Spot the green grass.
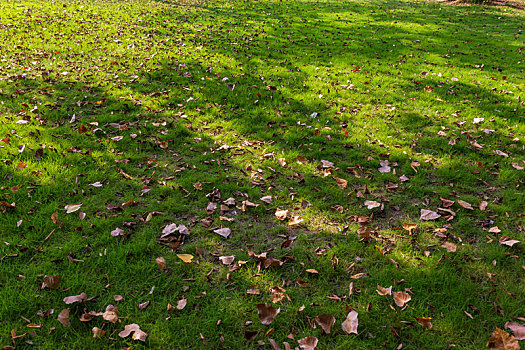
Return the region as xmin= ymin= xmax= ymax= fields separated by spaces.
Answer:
xmin=0 ymin=0 xmax=524 ymax=348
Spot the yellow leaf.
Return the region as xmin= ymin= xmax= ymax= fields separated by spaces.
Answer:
xmin=177 ymin=254 xmax=194 ymax=263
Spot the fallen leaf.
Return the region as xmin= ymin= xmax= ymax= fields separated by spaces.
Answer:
xmin=315 ymin=314 xmax=335 ymax=334
xmin=269 ymin=286 xmax=286 ymax=303
xmin=288 ymin=216 xmax=304 ymax=226
xmin=50 ymin=212 xmax=60 ymax=224
xmin=416 ymin=317 xmax=433 ymax=329
xmin=499 ymin=237 xmax=520 ymax=247
xmin=487 ymin=328 xmax=520 ymax=349
xmin=111 ymin=227 xmax=125 ymax=237
xmin=177 ymin=296 xmax=187 ymax=310
xmin=57 ymin=309 xmax=70 ymax=327
xmin=493 ymin=150 xmax=509 ymax=158
xmin=219 ymin=255 xmax=235 ymax=265
xmin=214 ymin=227 xmax=231 ymax=238
xmin=275 ymin=209 xmax=289 ymax=220
xmin=393 ymin=291 xmax=411 ymax=307
xmin=442 ymin=242 xmax=457 ymax=252
xmin=420 ymin=209 xmax=441 ymax=221
xmin=42 ymin=275 xmax=61 ymax=290
xmin=505 ymin=322 xmax=525 ymax=340
xmin=297 ymin=155 xmax=308 ymax=164
xmin=342 ymin=310 xmax=358 ymax=334
xmin=138 ymin=301 xmax=150 ymax=311
xmin=457 ymin=200 xmax=473 ymax=210
xmin=118 ymin=324 xmax=148 ymax=342
xmin=92 ymin=327 xmax=105 ymax=338
xmin=489 ymin=226 xmax=502 ymax=234
xmin=376 ymin=285 xmax=392 ymax=296
xmin=364 ymin=200 xmax=381 ymax=209
xmin=64 ymin=204 xmax=82 ymax=213
xmin=440 ymin=197 xmax=455 ymax=208
xmin=479 ymin=201 xmax=488 ymax=211
xmin=306 ymin=269 xmax=318 ymax=274
xmin=512 ymin=163 xmax=524 ymax=171
xmin=334 ymin=177 xmax=348 ymax=189
xmin=378 ymin=160 xmax=391 ymax=173
xmin=206 ymin=202 xmax=217 ymax=214
xmin=177 ymin=254 xmax=194 ymax=263
xmin=260 ymin=196 xmax=273 ymax=204
xmin=113 ymin=295 xmax=124 ymax=302
xmin=63 ymin=292 xmax=87 ymax=304
xmin=298 ymin=336 xmax=318 ymax=350
xmin=257 ymin=303 xmax=280 ymax=325
xmin=156 ymin=257 xmax=166 ymax=270
xmin=103 ymin=310 xmax=119 ymax=323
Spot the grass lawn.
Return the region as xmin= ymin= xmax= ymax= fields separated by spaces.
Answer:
xmin=0 ymin=0 xmax=524 ymax=348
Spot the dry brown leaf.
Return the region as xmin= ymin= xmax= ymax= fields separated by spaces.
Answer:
xmin=440 ymin=197 xmax=455 ymax=208
xmin=479 ymin=201 xmax=488 ymax=211
xmin=442 ymin=242 xmax=457 ymax=252
xmin=499 ymin=237 xmax=520 ymax=247
xmin=177 ymin=254 xmax=194 ymax=263
xmin=103 ymin=310 xmax=119 ymax=323
xmin=489 ymin=226 xmax=502 ymax=234
xmin=156 ymin=257 xmax=166 ymax=270
xmin=364 ymin=200 xmax=381 ymax=209
xmin=288 ymin=216 xmax=304 ymax=226
xmin=42 ymin=275 xmax=61 ymax=290
xmin=92 ymin=327 xmax=105 ymax=339
xmin=270 ymin=286 xmax=286 ymax=303
xmin=247 ymin=288 xmax=260 ymax=295
xmin=376 ymin=285 xmax=392 ymax=296
xmin=206 ymin=202 xmax=217 ymax=214
xmin=219 ymin=255 xmax=235 ymax=265
xmin=420 ymin=209 xmax=441 ymax=221
xmin=306 ymin=269 xmax=318 ymax=274
xmin=297 ymin=155 xmax=308 ymax=164
xmin=334 ymin=177 xmax=348 ymax=189
xmin=342 ymin=310 xmax=358 ymax=334
xmin=378 ymin=160 xmax=391 ymax=173
xmin=416 ymin=317 xmax=433 ymax=329
xmin=393 ymin=291 xmax=411 ymax=307
xmin=50 ymin=212 xmax=59 ymax=224
xmin=177 ymin=296 xmax=187 ymax=310
xmin=138 ymin=301 xmax=150 ymax=311
xmin=315 ymin=314 xmax=336 ymax=334
xmin=113 ymin=295 xmax=124 ymax=302
xmin=487 ymin=328 xmax=520 ymax=349
xmin=260 ymin=195 xmax=273 ymax=204
xmin=457 ymin=200 xmax=474 ymax=210
xmin=505 ymin=322 xmax=525 ymax=340
xmin=167 ymin=303 xmax=175 ymax=311
xmin=275 ymin=209 xmax=289 ymax=220
xmin=63 ymin=292 xmax=87 ymax=304
xmin=298 ymin=336 xmax=318 ymax=350
xmin=57 ymin=309 xmax=70 ymax=327
xmin=214 ymin=228 xmax=231 ymax=238
xmin=64 ymin=204 xmax=82 ymax=213
xmin=402 ymin=223 xmax=417 ymax=234
xmin=257 ymin=303 xmax=280 ymax=325
xmin=111 ymin=227 xmax=125 ymax=237
xmin=118 ymin=324 xmax=148 ymax=342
